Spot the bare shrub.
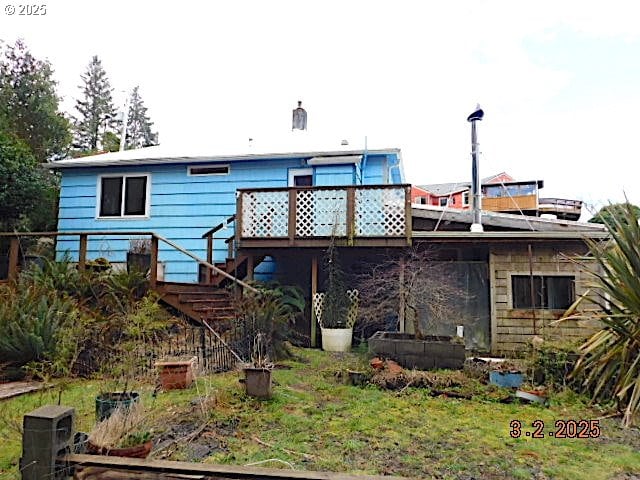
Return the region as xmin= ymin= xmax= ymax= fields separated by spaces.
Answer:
xmin=356 ymin=246 xmax=465 ymax=339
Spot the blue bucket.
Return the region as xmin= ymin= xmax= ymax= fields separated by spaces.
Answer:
xmin=489 ymin=370 xmax=524 ymax=388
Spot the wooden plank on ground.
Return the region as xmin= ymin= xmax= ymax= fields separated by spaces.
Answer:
xmin=63 ymin=455 xmax=410 ymax=480
xmin=0 ymin=381 xmax=44 ymax=400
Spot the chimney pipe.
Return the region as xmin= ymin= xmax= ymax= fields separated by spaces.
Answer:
xmin=467 ymin=105 xmax=484 ymax=232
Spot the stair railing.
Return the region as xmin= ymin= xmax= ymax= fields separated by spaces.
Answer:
xmin=152 ymin=233 xmax=257 ymax=293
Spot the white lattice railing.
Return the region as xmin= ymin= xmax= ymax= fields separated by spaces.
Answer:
xmin=239 ymin=185 xmax=408 ymax=239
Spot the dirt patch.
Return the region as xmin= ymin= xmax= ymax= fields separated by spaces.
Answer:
xmin=152 ymin=415 xmax=239 ymax=461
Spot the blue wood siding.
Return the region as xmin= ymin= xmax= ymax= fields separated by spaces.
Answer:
xmin=57 ymin=153 xmax=401 ymax=282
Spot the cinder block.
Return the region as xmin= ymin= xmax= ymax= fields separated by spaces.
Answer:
xmin=21 ymin=405 xmax=75 ymax=480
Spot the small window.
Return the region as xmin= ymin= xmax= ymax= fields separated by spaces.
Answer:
xmin=288 ymin=168 xmax=313 ymax=187
xmin=188 ymin=165 xmax=230 ymax=176
xmin=439 ymin=197 xmax=448 ymax=207
xmin=511 ymin=275 xmax=575 ymax=310
xmin=463 ymin=191 xmax=470 ymax=206
xmin=98 ymin=175 xmax=149 ymax=217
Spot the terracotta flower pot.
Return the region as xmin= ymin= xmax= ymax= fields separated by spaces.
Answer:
xmin=155 ymin=357 xmax=196 ymax=390
xmin=86 ymin=440 xmax=153 ymax=458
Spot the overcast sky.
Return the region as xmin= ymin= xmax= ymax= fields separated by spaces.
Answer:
xmin=2 ymin=0 xmax=639 ymax=216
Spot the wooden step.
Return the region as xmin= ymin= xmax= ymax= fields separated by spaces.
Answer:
xmin=192 ymin=305 xmax=235 ymax=313
xmin=178 ymin=294 xmax=230 ymax=303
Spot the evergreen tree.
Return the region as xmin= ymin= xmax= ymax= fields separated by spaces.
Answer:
xmin=0 ymin=39 xmax=71 ymax=162
xmin=124 ymin=86 xmax=158 ymax=149
xmin=73 ymin=56 xmax=116 ymax=152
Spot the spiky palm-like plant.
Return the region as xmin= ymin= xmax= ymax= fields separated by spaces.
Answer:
xmin=568 ymin=202 xmax=640 ymax=427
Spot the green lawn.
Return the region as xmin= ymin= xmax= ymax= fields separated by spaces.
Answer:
xmin=1 ymin=348 xmax=639 ymax=479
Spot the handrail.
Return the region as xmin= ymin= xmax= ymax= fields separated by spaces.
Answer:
xmin=201 ymin=215 xmax=236 ymax=239
xmin=0 ymin=230 xmax=155 ymax=237
xmin=236 ymin=183 xmax=412 ymax=193
xmin=152 ymin=233 xmax=258 ymax=293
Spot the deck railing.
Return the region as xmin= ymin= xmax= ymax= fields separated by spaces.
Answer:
xmin=237 ymin=184 xmax=412 ymax=241
xmin=0 ymin=231 xmax=256 ymax=291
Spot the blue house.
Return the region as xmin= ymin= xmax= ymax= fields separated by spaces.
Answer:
xmin=51 ymin=139 xmax=407 ymax=285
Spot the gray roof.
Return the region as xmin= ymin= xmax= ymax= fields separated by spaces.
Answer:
xmin=411 ymin=205 xmax=606 ymax=233
xmin=417 ymin=182 xmax=470 ymax=196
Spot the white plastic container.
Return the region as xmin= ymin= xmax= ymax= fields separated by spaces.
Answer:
xmin=321 ymin=327 xmax=353 ymax=352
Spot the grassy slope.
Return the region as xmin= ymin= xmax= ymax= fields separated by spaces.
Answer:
xmin=1 ymin=348 xmax=639 ymax=479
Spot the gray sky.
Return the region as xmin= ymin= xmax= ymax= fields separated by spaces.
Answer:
xmin=2 ymin=0 xmax=639 ymax=215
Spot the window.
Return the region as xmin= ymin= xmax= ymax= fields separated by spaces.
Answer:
xmin=188 ymin=165 xmax=230 ymax=176
xmin=439 ymin=197 xmax=448 ymax=207
xmin=511 ymin=275 xmax=575 ymax=309
xmin=463 ymin=191 xmax=470 ymax=206
xmin=288 ymin=168 xmax=313 ymax=187
xmin=98 ymin=174 xmax=149 ymax=218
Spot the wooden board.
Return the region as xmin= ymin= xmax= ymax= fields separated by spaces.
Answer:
xmin=63 ymin=454 xmax=411 ymax=480
xmin=0 ymin=381 xmax=44 ymax=400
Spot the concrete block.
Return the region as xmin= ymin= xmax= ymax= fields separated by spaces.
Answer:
xmin=21 ymin=405 xmax=75 ymax=480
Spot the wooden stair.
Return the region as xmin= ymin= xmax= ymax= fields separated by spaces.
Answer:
xmin=155 ymin=281 xmax=236 ymax=325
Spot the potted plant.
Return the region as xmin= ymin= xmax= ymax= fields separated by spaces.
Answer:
xmin=241 ymin=332 xmax=273 ymax=399
xmin=87 ymin=403 xmax=153 ymax=458
xmin=96 ymin=296 xmax=166 ymax=420
xmin=127 ymin=238 xmax=151 ymax=274
xmin=314 ymin=240 xmax=359 ymax=352
xmin=155 ymin=355 xmax=197 ymax=390
xmin=127 ymin=238 xmax=152 ymax=274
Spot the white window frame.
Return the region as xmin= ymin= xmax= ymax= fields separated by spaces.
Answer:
xmin=463 ymin=191 xmax=470 ymax=206
xmin=288 ymin=168 xmax=313 ymax=187
xmin=187 ymin=164 xmax=230 ymax=176
xmin=96 ymin=173 xmax=151 ymax=219
xmin=439 ymin=197 xmax=448 ymax=207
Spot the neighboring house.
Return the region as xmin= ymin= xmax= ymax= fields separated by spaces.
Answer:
xmin=414 ymin=172 xmax=583 ymax=220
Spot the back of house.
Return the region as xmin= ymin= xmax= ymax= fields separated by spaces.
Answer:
xmin=51 ymin=140 xmax=404 ymax=283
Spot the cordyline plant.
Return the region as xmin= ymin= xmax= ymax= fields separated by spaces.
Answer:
xmin=562 ymin=202 xmax=640 ymax=427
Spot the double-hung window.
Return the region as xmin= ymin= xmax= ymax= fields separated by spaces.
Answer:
xmin=98 ymin=174 xmax=150 ymax=218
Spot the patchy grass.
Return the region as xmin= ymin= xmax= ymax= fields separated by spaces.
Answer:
xmin=1 ymin=348 xmax=639 ymax=479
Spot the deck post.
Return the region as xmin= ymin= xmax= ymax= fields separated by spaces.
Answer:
xmin=246 ymin=255 xmax=254 ymax=282
xmin=346 ymin=187 xmax=355 ymax=243
xmin=206 ymin=233 xmax=213 ymax=284
xmin=398 ymin=255 xmax=405 ymax=333
xmin=288 ymin=188 xmax=297 ymax=245
xmin=404 ymin=185 xmax=412 ymax=245
xmin=311 ymin=255 xmax=318 ymax=347
xmin=78 ymin=234 xmax=88 ymax=271
xmin=236 ymin=192 xmax=243 ymax=246
xmin=8 ymin=237 xmax=19 ymax=282
xmin=150 ymin=235 xmax=159 ymax=288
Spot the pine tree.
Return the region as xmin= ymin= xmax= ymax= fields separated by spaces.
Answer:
xmin=0 ymin=39 xmax=71 ymax=161
xmin=124 ymin=86 xmax=158 ymax=149
xmin=73 ymin=56 xmax=116 ymax=152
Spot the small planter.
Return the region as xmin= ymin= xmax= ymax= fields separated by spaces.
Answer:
xmin=321 ymin=327 xmax=353 ymax=352
xmin=155 ymin=357 xmax=196 ymax=390
xmin=87 ymin=440 xmax=153 ymax=459
xmin=243 ymin=367 xmax=272 ymax=399
xmin=127 ymin=252 xmax=151 ymax=274
xmin=489 ymin=370 xmax=524 ymax=388
xmin=95 ymin=392 xmax=140 ymax=421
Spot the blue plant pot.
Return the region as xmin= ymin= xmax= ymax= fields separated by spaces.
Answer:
xmin=489 ymin=370 xmax=524 ymax=388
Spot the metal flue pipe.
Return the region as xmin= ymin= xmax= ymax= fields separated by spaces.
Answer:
xmin=467 ymin=105 xmax=484 ymax=232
